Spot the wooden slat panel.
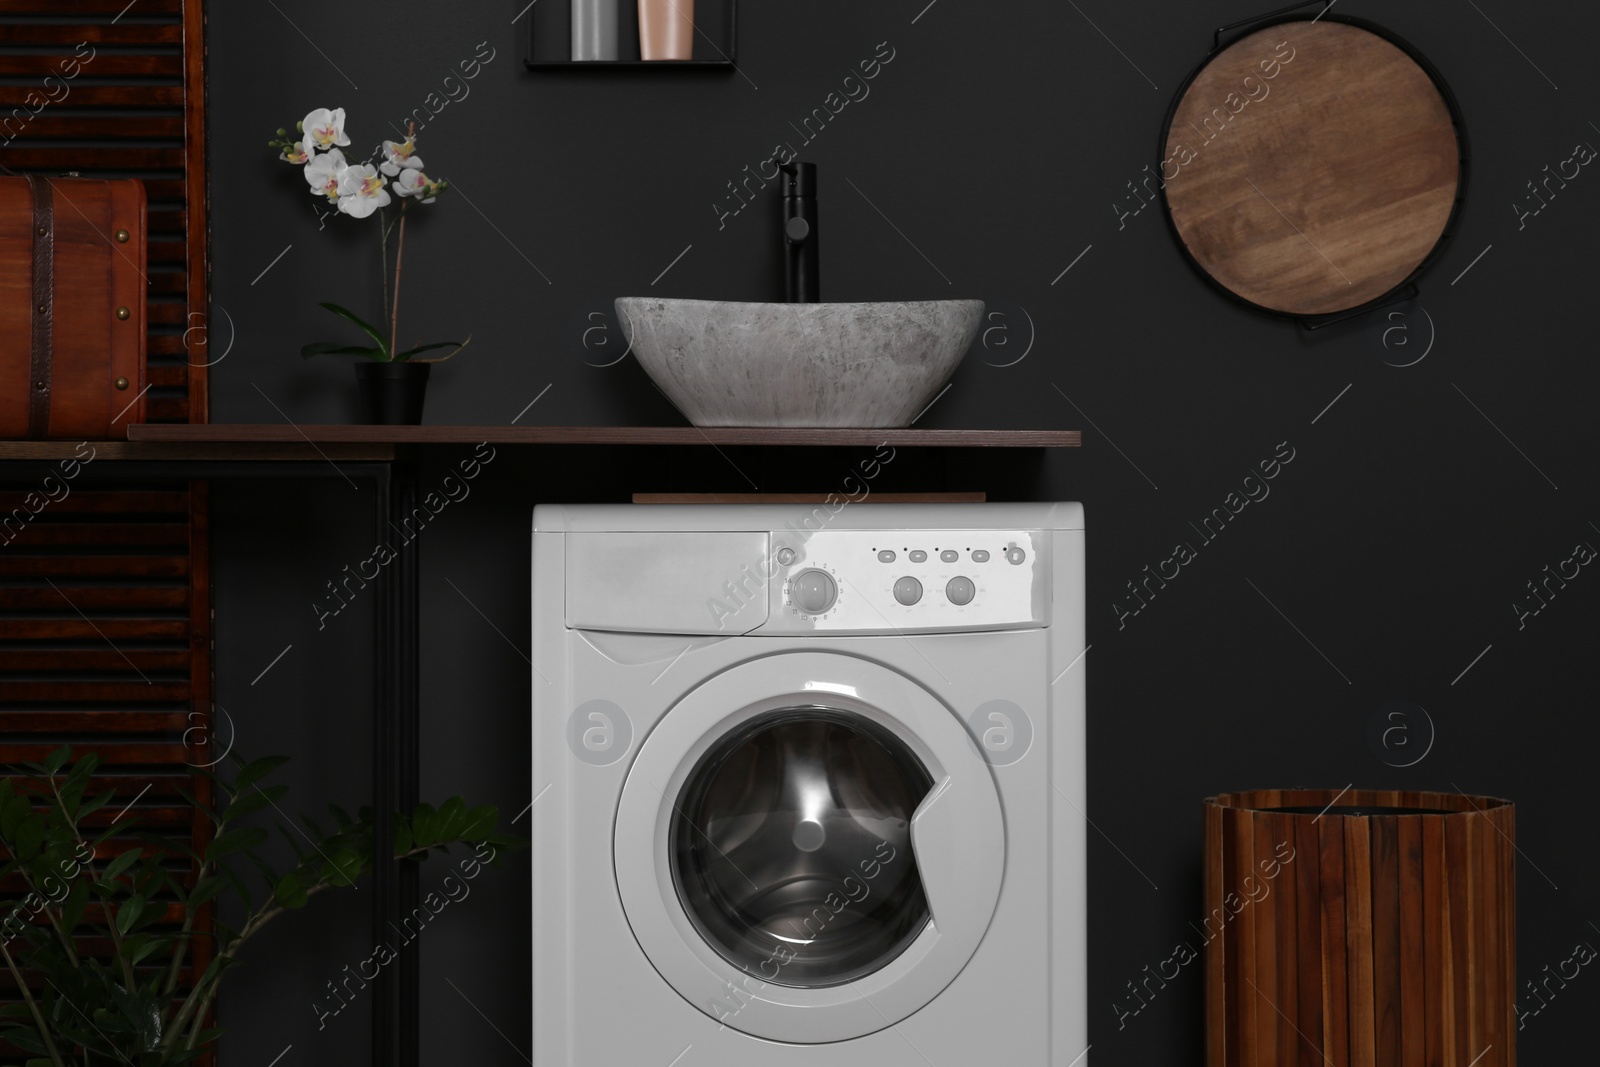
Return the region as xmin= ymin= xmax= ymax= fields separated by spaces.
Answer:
xmin=0 ymin=55 xmax=184 ymax=77
xmin=0 ymin=556 xmax=188 ymax=579
xmin=0 ymin=684 xmax=189 ymax=704
xmin=1 ymin=3 xmax=212 ymax=1055
xmin=0 ymin=648 xmax=188 ymax=671
xmin=149 ymin=272 xmax=188 ymax=297
xmin=0 ymin=618 xmax=187 ymax=640
xmin=146 ymin=397 xmax=189 ymax=422
xmin=0 ymin=115 xmax=185 ymax=140
xmin=84 ymin=774 xmax=196 ymax=800
xmin=0 ymin=741 xmax=187 ymax=763
xmin=0 ymin=0 xmax=181 ymax=11
xmin=0 ymin=490 xmax=188 ymax=512
xmin=0 ymin=522 xmax=189 ymax=546
xmin=140 ymin=179 xmax=189 ymax=201
xmin=0 ymin=85 xmax=185 ymax=107
xmin=0 ymin=24 xmax=185 ymax=45
xmin=149 ymin=240 xmax=186 ymax=264
xmin=0 ymin=146 xmax=184 ymax=169
xmin=3 ymin=569 xmax=187 ymax=592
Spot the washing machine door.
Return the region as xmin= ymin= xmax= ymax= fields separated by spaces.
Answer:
xmin=614 ymin=652 xmax=1005 ymax=1043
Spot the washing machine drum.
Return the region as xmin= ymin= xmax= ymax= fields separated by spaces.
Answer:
xmin=614 ymin=653 xmax=1006 ymax=1044
xmin=671 ymin=706 xmax=934 ymax=988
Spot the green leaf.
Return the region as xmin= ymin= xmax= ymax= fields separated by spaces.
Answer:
xmin=273 ymin=872 xmax=308 ymax=909
xmin=233 ymin=756 xmax=290 ymax=793
xmin=59 ymin=873 xmax=89 ymax=931
xmin=435 ymin=796 xmax=468 ymax=841
xmin=42 ymin=745 xmax=71 ymax=775
xmin=126 ymin=935 xmax=165 ymax=967
xmin=320 ymin=847 xmax=363 ymax=888
xmin=13 ymin=817 xmax=43 ymax=860
xmin=220 ymin=784 xmax=286 ymax=825
xmin=217 ymin=864 xmax=253 ymax=912
xmin=186 ymin=875 xmax=228 ymax=909
xmin=410 ymin=803 xmax=439 ymax=849
xmin=395 ymin=336 xmax=471 ymax=363
xmin=204 ymin=825 xmax=268 ymax=865
xmin=458 ymin=804 xmax=499 ymax=842
xmin=317 ymin=302 xmax=389 ymax=358
xmin=103 ymin=847 xmax=141 ymax=884
xmin=0 ymin=793 xmax=29 ymax=840
xmin=77 ymin=789 xmax=114 ymax=822
xmin=115 ymin=895 xmax=145 ymax=936
xmin=301 ymin=341 xmax=386 ymax=360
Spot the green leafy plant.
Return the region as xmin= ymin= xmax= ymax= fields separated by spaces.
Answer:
xmin=0 ymin=746 xmax=519 ymax=1066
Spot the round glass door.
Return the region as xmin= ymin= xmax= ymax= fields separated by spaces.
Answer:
xmin=670 ymin=706 xmax=934 ymax=987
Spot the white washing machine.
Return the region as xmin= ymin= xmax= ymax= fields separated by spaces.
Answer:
xmin=532 ymin=503 xmax=1086 ymax=1065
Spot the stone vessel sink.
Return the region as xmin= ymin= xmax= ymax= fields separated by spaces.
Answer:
xmin=616 ymin=297 xmax=986 ymax=428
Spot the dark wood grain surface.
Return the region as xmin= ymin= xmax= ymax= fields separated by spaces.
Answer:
xmin=125 ymin=424 xmax=1082 ymax=447
xmin=1163 ymin=21 xmax=1460 ymax=316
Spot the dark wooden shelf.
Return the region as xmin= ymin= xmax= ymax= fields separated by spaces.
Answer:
xmin=124 ymin=425 xmax=1081 ymax=448
xmin=0 ymin=440 xmax=396 ymax=462
xmin=524 ymin=59 xmax=735 ymax=69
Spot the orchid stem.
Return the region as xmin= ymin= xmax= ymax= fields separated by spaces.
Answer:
xmin=389 ymin=204 xmax=407 ymax=362
xmin=386 ymin=121 xmax=417 ymax=363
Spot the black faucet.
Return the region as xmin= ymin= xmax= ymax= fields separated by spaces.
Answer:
xmin=780 ymin=162 xmax=819 ymax=303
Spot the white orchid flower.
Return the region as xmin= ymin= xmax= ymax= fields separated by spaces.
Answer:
xmin=281 ymin=142 xmax=310 ymax=165
xmin=380 ymin=137 xmax=424 ymax=177
xmin=337 ymin=163 xmax=392 ymax=219
xmin=301 ymin=107 xmax=351 ymax=153
xmin=392 ymin=169 xmax=445 ymax=204
xmin=304 ymin=147 xmax=346 ymax=200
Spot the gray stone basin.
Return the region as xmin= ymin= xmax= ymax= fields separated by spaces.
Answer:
xmin=615 ymin=297 xmax=985 ymax=428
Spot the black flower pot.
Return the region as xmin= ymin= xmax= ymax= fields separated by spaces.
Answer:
xmin=354 ymin=361 xmax=430 ymax=425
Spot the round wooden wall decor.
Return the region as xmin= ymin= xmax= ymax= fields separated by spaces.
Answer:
xmin=1160 ymin=19 xmax=1464 ymax=319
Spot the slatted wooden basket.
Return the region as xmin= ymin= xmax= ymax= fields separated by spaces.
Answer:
xmin=1204 ymin=789 xmax=1515 ymax=1067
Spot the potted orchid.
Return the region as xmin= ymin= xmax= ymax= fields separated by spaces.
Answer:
xmin=271 ymin=107 xmax=468 ymax=424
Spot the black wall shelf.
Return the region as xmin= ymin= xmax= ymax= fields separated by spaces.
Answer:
xmin=524 ymin=0 xmax=738 ymax=69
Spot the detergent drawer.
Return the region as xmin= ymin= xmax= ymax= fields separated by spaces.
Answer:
xmin=564 ymin=531 xmax=771 ymax=634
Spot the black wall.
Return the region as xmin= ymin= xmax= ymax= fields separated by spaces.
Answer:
xmin=209 ymin=1 xmax=1600 ymax=1062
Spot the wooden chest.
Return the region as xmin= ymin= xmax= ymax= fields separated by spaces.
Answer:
xmin=0 ymin=175 xmax=147 ymax=438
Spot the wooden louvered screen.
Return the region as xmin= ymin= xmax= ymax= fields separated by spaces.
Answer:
xmin=1 ymin=0 xmax=214 ymax=1060
xmin=0 ymin=0 xmax=211 ymax=422
xmin=0 ymin=479 xmax=214 ymax=1053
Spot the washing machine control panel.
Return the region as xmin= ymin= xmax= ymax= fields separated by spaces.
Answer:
xmin=766 ymin=529 xmax=1048 ymax=634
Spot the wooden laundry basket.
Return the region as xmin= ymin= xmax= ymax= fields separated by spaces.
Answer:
xmin=1204 ymin=789 xmax=1515 ymax=1066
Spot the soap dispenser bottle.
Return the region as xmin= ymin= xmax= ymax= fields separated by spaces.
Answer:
xmin=780 ymin=162 xmax=820 ymax=303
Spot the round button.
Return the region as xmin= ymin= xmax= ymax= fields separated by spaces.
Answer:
xmin=785 ymin=216 xmax=812 ymax=243
xmin=945 ymin=576 xmax=976 ymax=606
xmin=1006 ymin=546 xmax=1027 ymax=565
xmin=775 ymin=546 xmax=797 ymax=566
xmin=909 ymin=550 xmax=927 ymax=563
xmin=940 ymin=550 xmax=959 ymax=563
xmin=791 ymin=569 xmax=837 ymax=614
xmin=972 ymin=550 xmax=991 ymax=563
xmin=893 ymin=576 xmax=922 ymax=606
xmin=878 ymin=549 xmax=896 ymax=563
